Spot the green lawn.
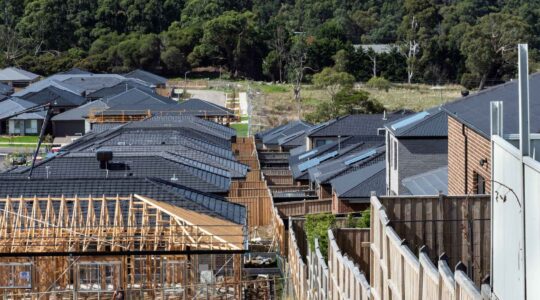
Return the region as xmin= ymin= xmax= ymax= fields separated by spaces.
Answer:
xmin=0 ymin=136 xmax=40 ymax=143
xmin=231 ymin=123 xmax=249 ymax=137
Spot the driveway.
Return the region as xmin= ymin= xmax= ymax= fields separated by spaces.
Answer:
xmin=187 ymin=90 xmax=227 ymax=107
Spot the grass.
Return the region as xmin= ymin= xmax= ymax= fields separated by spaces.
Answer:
xmin=0 ymin=136 xmax=40 ymax=143
xmin=249 ymin=83 xmax=463 ymax=132
xmin=231 ymin=123 xmax=249 ymax=137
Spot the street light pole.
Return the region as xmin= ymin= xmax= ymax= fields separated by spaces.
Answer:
xmin=183 ymin=71 xmax=191 ymax=100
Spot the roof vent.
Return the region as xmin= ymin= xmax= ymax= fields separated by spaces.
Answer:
xmin=96 ymin=151 xmax=113 ymax=169
xmin=170 ymin=174 xmax=178 ymax=181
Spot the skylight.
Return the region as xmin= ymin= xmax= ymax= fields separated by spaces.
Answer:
xmin=391 ymin=111 xmax=430 ymax=131
xmin=344 ymin=149 xmax=377 ymax=165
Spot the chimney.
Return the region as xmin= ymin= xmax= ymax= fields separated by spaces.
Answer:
xmin=96 ymin=151 xmax=113 ymax=169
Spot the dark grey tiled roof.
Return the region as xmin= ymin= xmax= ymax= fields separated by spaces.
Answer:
xmin=309 ymin=146 xmax=385 ymax=184
xmin=86 ymin=80 xmax=154 ymax=99
xmin=308 ymin=112 xmax=410 ymax=137
xmin=21 ymin=86 xmax=86 ymax=107
xmin=132 ymin=115 xmax=236 ymax=140
xmin=2 ymin=152 xmax=231 ymax=193
xmin=443 ymin=73 xmax=540 ymax=138
xmin=258 ymin=121 xmax=312 ymax=145
xmin=124 ymin=69 xmax=167 ymax=86
xmin=0 ymin=177 xmax=245 ymax=225
xmin=0 ymin=67 xmax=39 ymax=81
xmin=386 ymin=107 xmax=448 ymax=137
xmin=61 ymin=76 xmax=126 ymax=94
xmin=0 ymin=97 xmax=37 ymax=119
xmin=0 ymin=82 xmax=13 ymax=95
xmin=51 ymin=100 xmax=109 ymax=121
xmin=102 ymin=88 xmax=176 ymax=108
xmin=330 ymin=161 xmax=386 ymax=200
xmin=176 ymin=98 xmax=235 ymax=117
xmin=402 ymin=166 xmax=448 ymax=195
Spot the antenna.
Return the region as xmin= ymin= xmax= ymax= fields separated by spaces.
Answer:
xmin=518 ymin=44 xmax=530 ymax=156
xmin=382 ymin=110 xmax=387 ymax=120
xmin=170 ymin=174 xmax=178 ymax=181
xmin=45 ymin=166 xmax=50 ymax=179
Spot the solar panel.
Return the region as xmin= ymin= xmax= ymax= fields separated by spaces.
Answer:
xmin=344 ymin=149 xmax=377 ymax=165
xmin=391 ymin=111 xmax=429 ymax=131
xmin=299 ymin=149 xmax=318 ymax=160
xmin=298 ymin=158 xmax=321 ymax=172
xmin=317 ymin=151 xmax=338 ymax=162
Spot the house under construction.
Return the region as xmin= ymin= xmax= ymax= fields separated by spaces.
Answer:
xmin=0 ymin=184 xmax=248 ymax=299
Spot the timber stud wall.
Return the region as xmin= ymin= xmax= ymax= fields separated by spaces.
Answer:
xmin=448 ymin=117 xmax=491 ymax=195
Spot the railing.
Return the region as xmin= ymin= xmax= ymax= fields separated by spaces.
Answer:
xmin=371 ymin=195 xmax=483 ymax=300
xmin=275 ymin=199 xmax=332 ymax=217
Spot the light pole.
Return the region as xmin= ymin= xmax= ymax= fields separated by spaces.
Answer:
xmin=183 ymin=71 xmax=191 ymax=100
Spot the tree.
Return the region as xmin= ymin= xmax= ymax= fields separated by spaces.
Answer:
xmin=313 ymin=67 xmax=355 ymax=104
xmin=189 ymin=11 xmax=262 ymax=78
xmin=287 ymin=35 xmax=311 ymax=119
xmin=335 ymin=88 xmax=384 ymax=115
xmin=461 ymin=13 xmax=531 ymax=89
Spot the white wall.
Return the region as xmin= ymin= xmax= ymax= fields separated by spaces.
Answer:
xmin=491 ymin=136 xmax=524 ymax=300
xmin=524 ymin=156 xmax=540 ymax=298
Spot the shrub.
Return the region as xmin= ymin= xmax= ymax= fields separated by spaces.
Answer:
xmin=357 ymin=209 xmax=370 ymax=228
xmin=305 ymin=213 xmax=336 ymax=259
xmin=366 ymin=76 xmax=391 ymax=92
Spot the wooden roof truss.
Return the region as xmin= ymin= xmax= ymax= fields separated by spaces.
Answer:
xmin=0 ymin=194 xmax=245 ymax=254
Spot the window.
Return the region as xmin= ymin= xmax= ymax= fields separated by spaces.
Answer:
xmin=0 ymin=262 xmax=32 ymax=288
xmin=476 ymin=173 xmax=486 ymax=194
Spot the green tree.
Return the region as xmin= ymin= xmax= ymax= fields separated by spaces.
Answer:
xmin=313 ymin=67 xmax=355 ymax=104
xmin=461 ymin=13 xmax=531 ymax=89
xmin=335 ymin=88 xmax=384 ymax=115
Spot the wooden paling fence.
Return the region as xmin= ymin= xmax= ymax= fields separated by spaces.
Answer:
xmin=378 ymin=194 xmax=491 ymax=285
xmin=287 ymin=219 xmax=371 ymax=300
xmin=227 ymin=196 xmax=272 ymax=227
xmin=334 ymin=228 xmax=371 ymax=278
xmin=371 ymin=195 xmax=484 ymax=300
xmin=275 ymin=199 xmax=332 ymax=218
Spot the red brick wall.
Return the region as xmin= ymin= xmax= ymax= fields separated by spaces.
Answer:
xmin=448 ymin=117 xmax=491 ymax=195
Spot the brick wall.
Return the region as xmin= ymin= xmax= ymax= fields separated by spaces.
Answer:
xmin=448 ymin=116 xmax=491 ymax=195
xmin=331 ymin=191 xmax=369 ymax=214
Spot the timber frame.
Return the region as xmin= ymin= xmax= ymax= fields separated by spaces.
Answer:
xmin=0 ymin=194 xmax=247 ymax=298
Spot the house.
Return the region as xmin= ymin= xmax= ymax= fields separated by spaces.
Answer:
xmin=51 ymin=100 xmax=109 ymax=136
xmin=385 ymin=107 xmax=448 ymax=195
xmin=255 ymin=120 xmax=312 ymax=151
xmin=124 ymin=69 xmax=167 ymax=88
xmin=443 ymin=72 xmax=540 ymax=195
xmin=89 ymin=88 xmax=178 ymax=123
xmin=21 ymin=85 xmax=86 ymax=110
xmin=305 ymin=112 xmax=408 ymax=150
xmin=1 ymin=151 xmax=232 ymax=195
xmin=85 ymin=79 xmax=154 ymax=100
xmin=0 ymin=82 xmax=14 ymax=96
xmin=0 ymin=97 xmax=41 ymax=135
xmin=59 ymin=67 xmax=92 ymax=75
xmin=0 ymin=67 xmax=40 ymax=88
xmin=331 ymin=160 xmax=385 ymax=213
xmin=177 ymin=98 xmax=239 ymax=124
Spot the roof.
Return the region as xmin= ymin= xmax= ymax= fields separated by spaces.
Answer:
xmin=443 ymin=73 xmax=540 ymax=138
xmin=290 ymin=140 xmax=380 ymax=180
xmin=124 ymin=69 xmax=167 ymax=86
xmin=0 ymin=177 xmax=245 ymax=225
xmin=2 ymin=152 xmax=231 ymax=194
xmin=308 ymin=112 xmax=410 ymax=138
xmin=309 ymin=146 xmax=385 ymax=184
xmin=177 ymin=98 xmax=235 ymax=117
xmin=0 ymin=97 xmax=38 ymax=119
xmin=258 ymin=121 xmax=312 ymax=146
xmin=21 ymin=86 xmax=86 ymax=107
xmin=355 ymin=44 xmax=396 ymax=54
xmin=60 ymin=68 xmax=92 ymax=75
xmin=13 ymin=74 xmax=128 ymax=97
xmin=10 ymin=110 xmax=47 ymax=120
xmin=402 ymin=166 xmax=448 ymax=195
xmin=102 ymin=88 xmax=176 ymax=108
xmin=0 ymin=67 xmax=40 ymax=81
xmin=386 ymin=107 xmax=448 ymax=137
xmin=330 ymin=161 xmax=386 ymax=199
xmin=86 ymin=80 xmax=154 ymax=99
xmin=0 ymin=82 xmax=13 ymax=95
xmin=51 ymin=100 xmax=109 ymax=121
